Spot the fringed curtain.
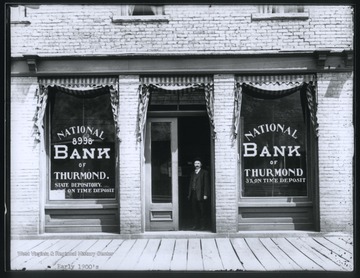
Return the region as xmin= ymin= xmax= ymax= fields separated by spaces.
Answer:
xmin=233 ymin=74 xmax=318 ymax=139
xmin=33 ymin=77 xmax=119 ymax=142
xmin=33 ymin=84 xmax=47 ymax=142
xmin=137 ymin=84 xmax=151 ymax=142
xmin=233 ymin=83 xmax=242 ymax=139
xmin=204 ymin=82 xmax=215 ymax=139
xmin=150 ymin=5 xmax=165 ymax=15
xmin=120 ymin=5 xmax=135 ymax=16
xmin=304 ymin=82 xmax=319 ymax=136
xmin=137 ymin=76 xmax=215 ymax=141
xmin=120 ymin=5 xmax=163 ymax=16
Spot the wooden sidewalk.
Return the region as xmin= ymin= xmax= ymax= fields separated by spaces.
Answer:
xmin=10 ymin=235 xmax=353 ymax=272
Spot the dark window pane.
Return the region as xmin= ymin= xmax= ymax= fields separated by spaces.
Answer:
xmin=132 ymin=5 xmax=155 ymax=16
xmin=179 ymin=105 xmax=206 ymax=111
xmin=49 ymin=88 xmax=116 ymax=200
xmin=151 ymin=122 xmax=172 ymax=203
xmin=241 ymin=91 xmax=307 ymax=197
xmin=148 ymin=105 xmax=178 ymax=111
xmin=179 ymin=90 xmax=204 ymax=105
xmin=150 ymin=90 xmax=178 ymax=105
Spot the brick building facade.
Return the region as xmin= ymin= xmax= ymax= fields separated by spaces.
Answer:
xmin=8 ymin=4 xmax=354 ymax=237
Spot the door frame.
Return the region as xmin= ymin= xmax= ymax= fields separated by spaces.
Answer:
xmin=143 ymin=112 xmax=215 ymax=232
xmin=144 ymin=118 xmax=179 ymax=231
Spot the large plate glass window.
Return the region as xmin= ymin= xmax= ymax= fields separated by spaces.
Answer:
xmin=237 ymin=79 xmax=318 ymax=198
xmin=48 ymin=86 xmax=116 ymax=200
xmin=241 ymin=91 xmax=307 ymax=197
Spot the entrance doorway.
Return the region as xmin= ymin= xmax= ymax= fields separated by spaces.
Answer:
xmin=144 ymin=116 xmax=212 ymax=231
xmin=178 ymin=116 xmax=211 ymax=230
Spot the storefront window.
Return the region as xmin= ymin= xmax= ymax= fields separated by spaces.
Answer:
xmin=151 ymin=122 xmax=172 ymax=203
xmin=48 ymin=86 xmax=116 ymax=200
xmin=241 ymin=87 xmax=308 ymax=197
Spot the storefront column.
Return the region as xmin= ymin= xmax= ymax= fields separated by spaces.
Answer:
xmin=317 ymin=72 xmax=353 ymax=233
xmin=118 ymin=75 xmax=142 ymax=234
xmin=213 ymin=74 xmax=238 ymax=233
xmin=11 ymin=77 xmax=41 ymax=236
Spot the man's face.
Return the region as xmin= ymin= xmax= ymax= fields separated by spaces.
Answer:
xmin=194 ymin=160 xmax=202 ymax=169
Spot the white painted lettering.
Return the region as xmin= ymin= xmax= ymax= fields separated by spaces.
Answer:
xmin=54 ymin=145 xmax=68 ymax=159
xmin=243 ymin=143 xmax=257 ymax=157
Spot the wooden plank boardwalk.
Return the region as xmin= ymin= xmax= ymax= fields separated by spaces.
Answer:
xmin=10 ymin=235 xmax=353 ymax=272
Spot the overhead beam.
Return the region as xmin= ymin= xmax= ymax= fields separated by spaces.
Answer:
xmin=11 ymin=51 xmax=352 ymax=77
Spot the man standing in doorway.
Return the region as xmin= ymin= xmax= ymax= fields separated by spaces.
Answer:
xmin=188 ymin=158 xmax=209 ymax=231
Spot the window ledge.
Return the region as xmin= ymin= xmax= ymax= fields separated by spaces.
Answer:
xmin=251 ymin=12 xmax=309 ymax=21
xmin=111 ymin=15 xmax=169 ymax=24
xmin=11 ymin=20 xmax=31 ymax=25
xmin=45 ymin=203 xmax=117 ymax=210
xmin=238 ymin=201 xmax=312 ymax=207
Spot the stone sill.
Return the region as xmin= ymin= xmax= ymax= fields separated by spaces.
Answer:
xmin=45 ymin=203 xmax=117 ymax=210
xmin=111 ymin=15 xmax=169 ymax=24
xmin=251 ymin=12 xmax=310 ymax=21
xmin=238 ymin=201 xmax=313 ymax=208
xmin=11 ymin=20 xmax=31 ymax=25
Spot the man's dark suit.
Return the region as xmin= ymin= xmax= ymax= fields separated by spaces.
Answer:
xmin=188 ymin=168 xmax=209 ymax=229
xmin=188 ymin=169 xmax=209 ymax=201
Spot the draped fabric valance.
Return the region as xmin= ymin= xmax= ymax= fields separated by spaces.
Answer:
xmin=233 ymin=74 xmax=318 ymax=139
xmin=241 ymin=82 xmax=305 ymax=99
xmin=141 ymin=75 xmax=213 ymax=87
xmin=38 ymin=77 xmax=118 ymax=88
xmin=47 ymin=84 xmax=114 ymax=98
xmin=137 ymin=76 xmax=215 ymax=141
xmin=235 ymin=74 xmax=315 ymax=87
xmin=33 ymin=77 xmax=119 ymax=142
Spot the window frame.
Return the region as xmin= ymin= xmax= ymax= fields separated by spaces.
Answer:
xmin=252 ymin=5 xmax=309 ymax=21
xmin=44 ymin=86 xmax=119 ymax=208
xmin=111 ymin=4 xmax=169 ymax=24
xmin=10 ymin=5 xmax=31 ymax=24
xmin=237 ymin=82 xmax=318 ymax=207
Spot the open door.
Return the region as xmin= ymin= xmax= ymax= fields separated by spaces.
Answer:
xmin=145 ymin=118 xmax=178 ymax=231
xmin=178 ymin=116 xmax=212 ymax=231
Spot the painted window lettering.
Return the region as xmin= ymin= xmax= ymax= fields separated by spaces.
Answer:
xmin=243 ymin=143 xmax=301 ymax=157
xmin=240 ymin=88 xmax=308 ymax=197
xmin=57 ymin=125 xmax=105 ymax=140
xmin=244 ymin=123 xmax=298 ymax=141
xmin=48 ymin=86 xmax=116 ymax=199
xmin=53 ymin=145 xmax=111 ymax=159
xmin=244 ymin=168 xmax=304 ymax=177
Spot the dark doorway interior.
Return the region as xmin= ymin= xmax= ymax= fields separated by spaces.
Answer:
xmin=178 ymin=116 xmax=211 ymax=231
